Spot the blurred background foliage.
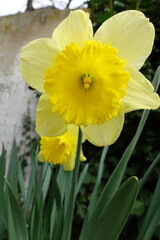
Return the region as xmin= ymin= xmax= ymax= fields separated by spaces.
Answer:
xmin=74 ymin=0 xmax=160 ymax=239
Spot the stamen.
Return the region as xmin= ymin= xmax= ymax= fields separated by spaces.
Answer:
xmin=82 ymin=73 xmax=93 ymax=89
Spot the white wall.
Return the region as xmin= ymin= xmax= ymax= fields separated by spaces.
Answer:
xmin=0 ymin=7 xmax=69 ymax=155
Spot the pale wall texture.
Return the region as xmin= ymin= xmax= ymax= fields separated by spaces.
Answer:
xmin=0 ymin=7 xmax=69 ymax=155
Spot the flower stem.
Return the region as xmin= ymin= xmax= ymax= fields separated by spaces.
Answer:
xmin=62 ymin=127 xmax=83 ymax=240
xmin=73 ymin=127 xmax=83 ymax=191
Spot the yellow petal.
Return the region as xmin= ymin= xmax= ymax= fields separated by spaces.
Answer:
xmin=81 ymin=114 xmax=124 ymax=146
xmin=63 ymin=151 xmax=76 ymax=171
xmin=63 ymin=142 xmax=86 ymax=171
xmin=36 ymin=92 xmax=67 ymax=137
xmin=121 ymin=65 xmax=160 ymax=113
xmin=52 ymin=10 xmax=93 ymax=50
xmin=94 ymin=10 xmax=155 ymax=70
xmin=20 ymin=38 xmax=58 ymax=92
xmin=38 ymin=151 xmax=45 ymax=162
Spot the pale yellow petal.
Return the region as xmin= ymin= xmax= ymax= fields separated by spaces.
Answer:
xmin=63 ymin=148 xmax=86 ymax=171
xmin=121 ymin=66 xmax=160 ymax=113
xmin=81 ymin=114 xmax=124 ymax=146
xmin=80 ymin=152 xmax=87 ymax=162
xmin=94 ymin=10 xmax=155 ymax=70
xmin=36 ymin=92 xmax=67 ymax=137
xmin=38 ymin=151 xmax=45 ymax=162
xmin=63 ymin=151 xmax=76 ymax=171
xmin=20 ymin=38 xmax=58 ymax=92
xmin=52 ymin=10 xmax=93 ymax=50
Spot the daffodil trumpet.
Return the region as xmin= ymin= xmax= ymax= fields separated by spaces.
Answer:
xmin=38 ymin=125 xmax=85 ymax=171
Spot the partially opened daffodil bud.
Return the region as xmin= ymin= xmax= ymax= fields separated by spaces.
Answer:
xmin=20 ymin=10 xmax=160 ymax=147
xmin=38 ymin=125 xmax=86 ymax=171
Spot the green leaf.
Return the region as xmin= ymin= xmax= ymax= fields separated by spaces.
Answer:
xmin=7 ymin=139 xmax=19 ymax=197
xmin=0 ymin=145 xmax=6 ymax=210
xmin=86 ymin=146 xmax=109 ymax=217
xmin=76 ymin=163 xmax=89 ymax=196
xmin=81 ymin=109 xmax=150 ymax=238
xmin=42 ymin=163 xmax=52 ymax=203
xmin=24 ymin=146 xmax=38 ymax=216
xmin=82 ymin=176 xmax=139 ymax=240
xmin=143 ymin=204 xmax=160 ymax=240
xmin=139 ymin=153 xmax=160 ymax=190
xmin=137 ymin=176 xmax=160 ymax=240
xmin=18 ymin=158 xmax=26 ymax=203
xmin=6 ymin=180 xmax=29 ymax=240
xmin=29 ymin=195 xmax=43 ymax=240
xmin=0 ymin=146 xmax=7 ymax=238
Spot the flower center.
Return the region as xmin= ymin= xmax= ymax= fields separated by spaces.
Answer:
xmin=44 ymin=41 xmax=130 ymax=126
xmin=82 ymin=73 xmax=93 ymax=89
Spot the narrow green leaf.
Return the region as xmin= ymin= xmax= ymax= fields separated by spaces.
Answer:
xmin=52 ymin=205 xmax=64 ymax=240
xmin=97 ymin=146 xmax=109 ymax=186
xmin=24 ymin=146 xmax=38 ymax=216
xmin=42 ymin=163 xmax=52 ymax=203
xmin=76 ymin=163 xmax=89 ymax=196
xmin=81 ymin=109 xmax=150 ymax=238
xmin=137 ymin=177 xmax=160 ymax=240
xmin=139 ymin=153 xmax=160 ymax=190
xmin=82 ymin=177 xmax=139 ymax=240
xmin=29 ymin=195 xmax=43 ymax=240
xmin=6 ymin=179 xmax=29 ymax=240
xmin=18 ymin=158 xmax=26 ymax=203
xmin=0 ymin=147 xmax=8 ymax=238
xmin=7 ymin=139 xmax=18 ymax=197
xmin=143 ymin=204 xmax=160 ymax=240
xmin=0 ymin=145 xmax=6 ymax=210
xmin=8 ymin=202 xmax=17 ymax=240
xmin=50 ymin=203 xmax=57 ymax=240
xmin=86 ymin=146 xmax=109 ymax=217
xmin=152 ymin=66 xmax=160 ymax=91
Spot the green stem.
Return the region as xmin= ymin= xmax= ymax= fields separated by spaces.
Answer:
xmin=97 ymin=146 xmax=109 ymax=186
xmin=73 ymin=128 xmax=83 ymax=192
xmin=109 ymin=0 xmax=113 ymax=10
xmin=136 ymin=0 xmax=142 ymax=9
xmin=62 ymin=127 xmax=83 ymax=240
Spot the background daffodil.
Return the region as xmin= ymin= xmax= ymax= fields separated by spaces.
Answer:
xmin=38 ymin=125 xmax=86 ymax=171
xmin=20 ymin=10 xmax=160 ymax=146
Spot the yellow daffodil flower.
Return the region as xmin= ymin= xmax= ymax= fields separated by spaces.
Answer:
xmin=20 ymin=10 xmax=160 ymax=146
xmin=38 ymin=125 xmax=86 ymax=171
